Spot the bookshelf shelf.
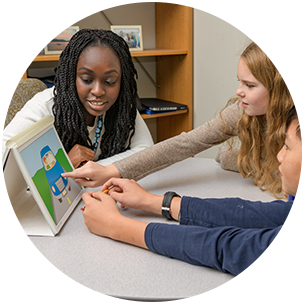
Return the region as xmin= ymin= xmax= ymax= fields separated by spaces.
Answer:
xmin=32 ymin=48 xmax=188 ymax=62
xmin=141 ymin=109 xmax=187 ymax=120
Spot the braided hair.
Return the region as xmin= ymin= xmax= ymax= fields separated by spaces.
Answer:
xmin=53 ymin=28 xmax=138 ymax=159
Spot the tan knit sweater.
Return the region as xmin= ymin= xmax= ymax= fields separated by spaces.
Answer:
xmin=114 ymin=101 xmax=242 ymax=181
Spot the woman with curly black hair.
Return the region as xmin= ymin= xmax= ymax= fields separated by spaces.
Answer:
xmin=3 ymin=29 xmax=153 ymax=168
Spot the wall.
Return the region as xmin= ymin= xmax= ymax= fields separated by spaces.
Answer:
xmin=193 ymin=9 xmax=251 ymax=159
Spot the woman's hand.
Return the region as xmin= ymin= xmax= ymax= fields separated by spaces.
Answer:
xmin=102 ymin=178 xmax=162 ymax=214
xmin=62 ymin=162 xmax=121 ymax=188
xmin=68 ymin=144 xmax=95 ymax=168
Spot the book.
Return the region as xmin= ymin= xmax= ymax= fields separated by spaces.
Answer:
xmin=3 ymin=115 xmax=84 ymax=236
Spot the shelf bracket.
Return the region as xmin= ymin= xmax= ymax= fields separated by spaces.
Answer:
xmin=134 ymin=58 xmax=161 ymax=89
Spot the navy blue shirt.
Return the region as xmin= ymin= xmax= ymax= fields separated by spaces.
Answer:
xmin=145 ymin=197 xmax=292 ymax=275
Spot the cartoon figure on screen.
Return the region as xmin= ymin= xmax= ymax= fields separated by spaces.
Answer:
xmin=40 ymin=145 xmax=72 ymax=223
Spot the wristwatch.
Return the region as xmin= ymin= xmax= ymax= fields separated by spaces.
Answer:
xmin=161 ymin=191 xmax=181 ymax=220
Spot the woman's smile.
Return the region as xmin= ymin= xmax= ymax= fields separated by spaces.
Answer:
xmin=88 ymin=100 xmax=107 ymax=107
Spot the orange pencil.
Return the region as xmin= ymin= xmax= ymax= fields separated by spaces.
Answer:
xmin=103 ymin=185 xmax=114 ymax=194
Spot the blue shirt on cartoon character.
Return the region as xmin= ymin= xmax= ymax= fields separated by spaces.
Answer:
xmin=40 ymin=145 xmax=69 ymax=201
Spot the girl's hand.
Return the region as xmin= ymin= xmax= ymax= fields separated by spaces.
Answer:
xmin=81 ymin=191 xmax=122 ymax=238
xmin=68 ymin=144 xmax=95 ymax=168
xmin=102 ymin=178 xmax=162 ymax=214
xmin=62 ymin=162 xmax=121 ymax=188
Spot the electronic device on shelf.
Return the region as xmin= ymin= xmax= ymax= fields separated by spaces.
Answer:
xmin=140 ymin=97 xmax=188 ymax=113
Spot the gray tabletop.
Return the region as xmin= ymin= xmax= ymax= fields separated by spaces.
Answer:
xmin=30 ymin=158 xmax=274 ymax=301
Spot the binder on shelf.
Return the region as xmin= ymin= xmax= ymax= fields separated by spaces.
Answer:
xmin=3 ymin=116 xmax=83 ymax=236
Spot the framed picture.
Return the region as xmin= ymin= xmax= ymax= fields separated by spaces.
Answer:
xmin=44 ymin=26 xmax=79 ymax=55
xmin=111 ymin=25 xmax=143 ymax=51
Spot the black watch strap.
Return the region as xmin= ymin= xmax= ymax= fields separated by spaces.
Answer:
xmin=161 ymin=191 xmax=181 ymax=220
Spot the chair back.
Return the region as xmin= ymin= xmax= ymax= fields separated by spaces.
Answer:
xmin=1 ymin=78 xmax=47 ymax=132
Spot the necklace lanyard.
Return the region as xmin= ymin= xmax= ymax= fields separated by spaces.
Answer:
xmin=92 ymin=115 xmax=103 ymax=152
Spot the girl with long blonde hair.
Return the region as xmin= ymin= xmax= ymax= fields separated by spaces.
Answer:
xmin=64 ymin=42 xmax=294 ymax=198
xmin=235 ymin=42 xmax=293 ymax=196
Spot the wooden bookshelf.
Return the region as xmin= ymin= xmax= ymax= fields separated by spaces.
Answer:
xmin=21 ymin=4 xmax=193 ymax=142
xmin=155 ymin=3 xmax=193 ymax=141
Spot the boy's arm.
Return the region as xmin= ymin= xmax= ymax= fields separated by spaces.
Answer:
xmin=145 ymin=222 xmax=282 ymax=275
xmin=82 ymin=188 xmax=288 ymax=275
xmin=180 ymin=196 xmax=292 ymax=229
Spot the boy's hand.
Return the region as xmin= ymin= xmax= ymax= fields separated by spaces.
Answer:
xmin=102 ymin=178 xmax=162 ymax=214
xmin=81 ymin=191 xmax=122 ymax=238
xmin=82 ymin=190 xmax=149 ymax=249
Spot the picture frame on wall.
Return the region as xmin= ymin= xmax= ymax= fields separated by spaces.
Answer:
xmin=44 ymin=26 xmax=79 ymax=55
xmin=111 ymin=25 xmax=143 ymax=51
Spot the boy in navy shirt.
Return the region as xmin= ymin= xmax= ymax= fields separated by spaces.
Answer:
xmin=83 ymin=99 xmax=303 ymax=281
